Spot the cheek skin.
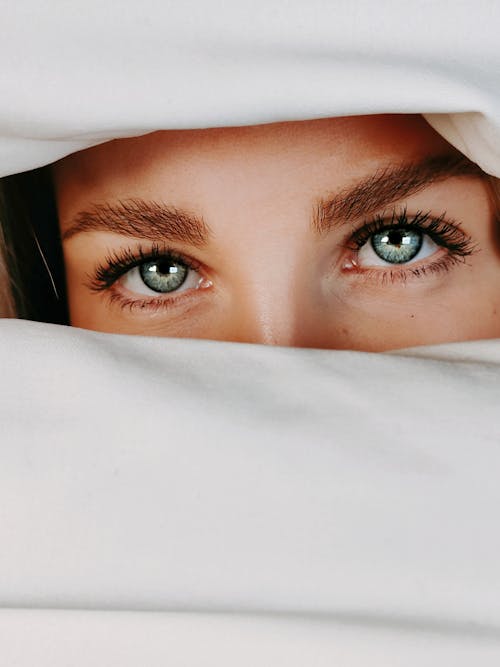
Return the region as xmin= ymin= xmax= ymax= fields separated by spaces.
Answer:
xmin=326 ymin=300 xmax=500 ymax=352
xmin=322 ymin=268 xmax=500 ymax=351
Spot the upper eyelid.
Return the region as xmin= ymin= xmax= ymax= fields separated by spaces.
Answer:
xmin=351 ymin=208 xmax=465 ymax=236
xmin=349 ymin=208 xmax=436 ymax=238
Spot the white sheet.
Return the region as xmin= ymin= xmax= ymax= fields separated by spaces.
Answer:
xmin=1 ymin=320 xmax=500 ymax=663
xmin=1 ymin=0 xmax=500 ymax=663
xmin=2 ymin=609 xmax=500 ymax=666
xmin=0 ymin=0 xmax=499 ymax=177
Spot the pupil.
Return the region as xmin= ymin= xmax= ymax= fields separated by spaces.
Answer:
xmin=388 ymin=230 xmax=403 ymax=246
xmin=157 ymin=259 xmax=176 ymax=274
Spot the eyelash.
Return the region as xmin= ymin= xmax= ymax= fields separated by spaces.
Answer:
xmin=342 ymin=208 xmax=477 ymax=284
xmin=86 ymin=243 xmax=204 ymax=312
xmin=347 ymin=208 xmax=473 ymax=254
xmin=87 ymin=209 xmax=478 ymax=311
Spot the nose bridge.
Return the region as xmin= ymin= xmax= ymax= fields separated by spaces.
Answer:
xmin=226 ymin=254 xmax=306 ymax=347
xmin=232 ymin=287 xmax=295 ymax=346
xmin=214 ymin=201 xmax=317 ymax=347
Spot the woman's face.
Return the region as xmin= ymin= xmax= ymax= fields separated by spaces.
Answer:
xmin=52 ymin=114 xmax=500 ymax=351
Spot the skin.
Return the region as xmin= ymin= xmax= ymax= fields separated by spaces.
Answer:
xmin=52 ymin=114 xmax=500 ymax=351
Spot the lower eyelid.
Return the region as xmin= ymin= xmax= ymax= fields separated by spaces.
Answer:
xmin=102 ymin=273 xmax=214 ymax=313
xmin=103 ymin=285 xmax=200 ymax=313
xmin=341 ymin=250 xmax=464 ymax=286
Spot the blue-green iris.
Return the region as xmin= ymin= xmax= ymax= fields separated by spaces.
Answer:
xmin=371 ymin=228 xmax=423 ymax=264
xmin=139 ymin=259 xmax=188 ymax=292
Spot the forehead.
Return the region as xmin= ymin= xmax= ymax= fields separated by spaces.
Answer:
xmin=52 ymin=114 xmax=459 ymax=216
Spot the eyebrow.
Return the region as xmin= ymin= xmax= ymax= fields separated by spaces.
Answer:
xmin=61 ymin=198 xmax=211 ymax=246
xmin=62 ymin=153 xmax=484 ymax=244
xmin=312 ymin=153 xmax=484 ymax=234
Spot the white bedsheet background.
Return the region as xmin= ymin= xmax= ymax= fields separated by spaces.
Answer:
xmin=1 ymin=0 xmax=500 ymax=663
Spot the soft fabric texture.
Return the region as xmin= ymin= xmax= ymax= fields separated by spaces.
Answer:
xmin=0 ymin=1 xmax=499 ymax=178
xmin=1 ymin=320 xmax=500 ymax=665
xmin=1 ymin=0 xmax=500 ymax=663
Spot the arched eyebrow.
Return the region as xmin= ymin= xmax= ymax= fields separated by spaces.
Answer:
xmin=61 ymin=198 xmax=211 ymax=247
xmin=312 ymin=153 xmax=484 ymax=234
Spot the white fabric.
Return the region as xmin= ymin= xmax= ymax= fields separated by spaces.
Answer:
xmin=1 ymin=320 xmax=500 ymax=663
xmin=0 ymin=0 xmax=499 ymax=177
xmin=2 ymin=1 xmax=500 ymax=663
xmin=2 ymin=609 xmax=500 ymax=666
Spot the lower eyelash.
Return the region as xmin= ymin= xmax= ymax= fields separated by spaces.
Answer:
xmin=353 ymin=253 xmax=469 ymax=286
xmin=105 ymin=290 xmax=188 ymax=313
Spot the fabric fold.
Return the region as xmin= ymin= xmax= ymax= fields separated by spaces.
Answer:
xmin=1 ymin=321 xmax=500 ymax=629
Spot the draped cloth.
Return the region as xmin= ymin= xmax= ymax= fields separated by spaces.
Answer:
xmin=0 ymin=1 xmax=499 ymax=178
xmin=1 ymin=1 xmax=500 ymax=664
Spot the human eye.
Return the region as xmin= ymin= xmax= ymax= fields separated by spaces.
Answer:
xmin=86 ymin=243 xmax=212 ymax=311
xmin=342 ymin=208 xmax=478 ymax=282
